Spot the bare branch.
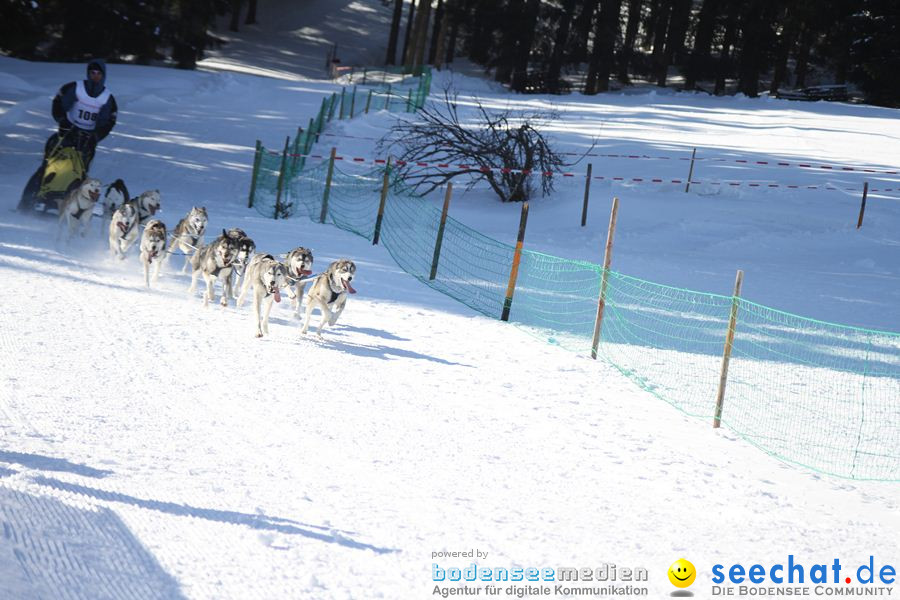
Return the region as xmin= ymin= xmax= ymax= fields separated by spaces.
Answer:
xmin=378 ymin=85 xmax=566 ymax=202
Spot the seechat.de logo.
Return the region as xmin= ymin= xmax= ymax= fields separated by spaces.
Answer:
xmin=669 ymin=558 xmax=697 ymax=588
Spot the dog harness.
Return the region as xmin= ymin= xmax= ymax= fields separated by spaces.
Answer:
xmin=71 ymin=204 xmax=89 ymax=219
xmin=67 ymin=80 xmax=111 ymax=131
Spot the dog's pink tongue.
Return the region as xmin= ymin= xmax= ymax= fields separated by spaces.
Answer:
xmin=274 ymin=288 xmax=281 ymax=303
xmin=344 ymin=280 xmax=357 ymax=294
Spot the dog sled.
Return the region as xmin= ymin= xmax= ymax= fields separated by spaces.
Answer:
xmin=17 ymin=129 xmax=96 ymax=215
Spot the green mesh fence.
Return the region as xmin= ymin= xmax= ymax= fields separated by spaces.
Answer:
xmin=245 ymin=66 xmax=900 ymax=481
xmin=248 ymin=67 xmax=432 ymax=216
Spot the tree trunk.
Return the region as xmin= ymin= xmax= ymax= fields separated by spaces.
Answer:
xmin=495 ymin=0 xmax=524 ymax=83
xmin=466 ymin=0 xmax=493 ymax=65
xmin=665 ymin=0 xmax=692 ymax=68
xmin=229 ymin=0 xmax=242 ymax=32
xmin=402 ymin=0 xmax=417 ymax=65
xmin=244 ymin=0 xmax=258 ymax=25
xmin=769 ymin=12 xmax=798 ymax=93
xmin=570 ymin=0 xmax=601 ymax=64
xmin=412 ymin=0 xmax=433 ymax=69
xmin=585 ymin=0 xmax=623 ymax=93
xmin=642 ymin=0 xmax=661 ymax=50
xmin=737 ymin=1 xmax=768 ymax=97
xmin=428 ymin=0 xmax=444 ymax=64
xmin=445 ymin=0 xmax=461 ymax=64
xmin=386 ymin=0 xmax=404 ymax=64
xmin=617 ymin=0 xmax=642 ymax=83
xmin=434 ymin=2 xmax=451 ymax=68
xmin=546 ymin=0 xmax=578 ymax=92
xmin=684 ymin=0 xmax=719 ymax=90
xmin=714 ymin=5 xmax=738 ymax=95
xmin=793 ymin=23 xmax=814 ymax=88
xmin=510 ymin=0 xmax=541 ymax=91
xmin=651 ymin=0 xmax=672 ymax=86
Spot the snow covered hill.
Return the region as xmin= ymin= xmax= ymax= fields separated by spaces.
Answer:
xmin=1 ymin=4 xmax=899 ymax=596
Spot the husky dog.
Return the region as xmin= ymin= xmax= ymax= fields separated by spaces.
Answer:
xmin=102 ymin=179 xmax=130 ymax=217
xmin=100 ymin=178 xmax=130 ymax=234
xmin=57 ymin=178 xmax=102 ymax=242
xmin=301 ymin=259 xmax=357 ymax=337
xmin=225 ymin=228 xmax=256 ymax=298
xmin=188 ymin=230 xmax=240 ymax=307
xmin=139 ymin=219 xmax=167 ymax=288
xmin=285 ymin=246 xmax=315 ymax=318
xmin=133 ymin=189 xmax=161 ymax=225
xmin=167 ymin=206 xmax=208 ymax=272
xmin=236 ymin=253 xmax=297 ymax=338
xmin=108 ymin=201 xmax=139 ymax=260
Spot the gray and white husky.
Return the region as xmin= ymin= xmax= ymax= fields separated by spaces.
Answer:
xmin=100 ymin=178 xmax=129 ymax=235
xmin=225 ymin=228 xmax=256 ymax=298
xmin=57 ymin=178 xmax=102 ymax=243
xmin=133 ymin=189 xmax=161 ymax=225
xmin=167 ymin=206 xmax=208 ymax=272
xmin=301 ymin=259 xmax=357 ymax=337
xmin=188 ymin=230 xmax=240 ymax=307
xmin=236 ymin=253 xmax=297 ymax=338
xmin=108 ymin=200 xmax=139 ymax=260
xmin=139 ymin=219 xmax=167 ymax=288
xmin=285 ymin=246 xmax=314 ymax=318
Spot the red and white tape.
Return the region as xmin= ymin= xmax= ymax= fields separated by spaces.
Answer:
xmin=264 ymin=151 xmax=899 ymax=193
xmin=275 ymin=138 xmax=900 ymax=175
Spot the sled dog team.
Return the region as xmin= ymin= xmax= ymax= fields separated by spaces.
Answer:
xmin=58 ymin=177 xmax=357 ymax=338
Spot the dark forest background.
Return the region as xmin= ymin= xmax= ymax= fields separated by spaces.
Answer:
xmin=1 ymin=0 xmax=898 ymax=106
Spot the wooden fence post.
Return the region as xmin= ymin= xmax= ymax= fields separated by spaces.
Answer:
xmin=581 ymin=163 xmax=593 ymax=227
xmin=274 ymin=136 xmax=290 ymax=220
xmin=430 ymin=183 xmax=453 ymax=280
xmin=713 ymin=269 xmax=744 ymax=429
xmin=328 ymin=92 xmax=337 ymax=121
xmin=501 ymin=202 xmax=529 ymax=321
xmin=291 ymin=126 xmax=303 ymax=172
xmin=339 ymin=87 xmax=346 ymax=119
xmin=248 ymin=139 xmax=263 ymax=208
xmin=320 ymin=147 xmax=337 ymax=224
xmin=685 ymin=147 xmax=697 ymax=193
xmin=350 ymin=85 xmax=357 ymax=118
xmin=590 ymin=197 xmax=619 ymax=359
xmin=373 ymin=157 xmax=392 ymax=245
xmin=857 ymin=182 xmax=869 ymax=229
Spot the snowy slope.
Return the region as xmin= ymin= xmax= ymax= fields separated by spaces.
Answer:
xmin=1 ymin=14 xmax=900 ymax=600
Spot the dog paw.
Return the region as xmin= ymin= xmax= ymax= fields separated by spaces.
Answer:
xmin=255 ymin=332 xmax=263 ymax=338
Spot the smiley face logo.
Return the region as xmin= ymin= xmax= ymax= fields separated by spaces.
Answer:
xmin=668 ymin=558 xmax=696 ymax=588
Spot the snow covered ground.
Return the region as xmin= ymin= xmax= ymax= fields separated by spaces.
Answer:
xmin=1 ymin=1 xmax=899 ymax=597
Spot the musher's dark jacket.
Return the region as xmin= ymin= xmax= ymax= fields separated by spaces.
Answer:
xmin=51 ymin=59 xmax=118 ymax=142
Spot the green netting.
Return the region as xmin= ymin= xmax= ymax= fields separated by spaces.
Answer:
xmin=248 ymin=67 xmax=432 ymax=216
xmin=246 ymin=66 xmax=900 ymax=481
xmin=723 ymin=301 xmax=900 ymax=480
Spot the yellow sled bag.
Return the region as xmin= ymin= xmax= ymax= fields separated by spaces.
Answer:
xmin=39 ymin=147 xmax=86 ymax=198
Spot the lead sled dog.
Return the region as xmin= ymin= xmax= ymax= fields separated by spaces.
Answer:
xmin=301 ymin=259 xmax=357 ymax=337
